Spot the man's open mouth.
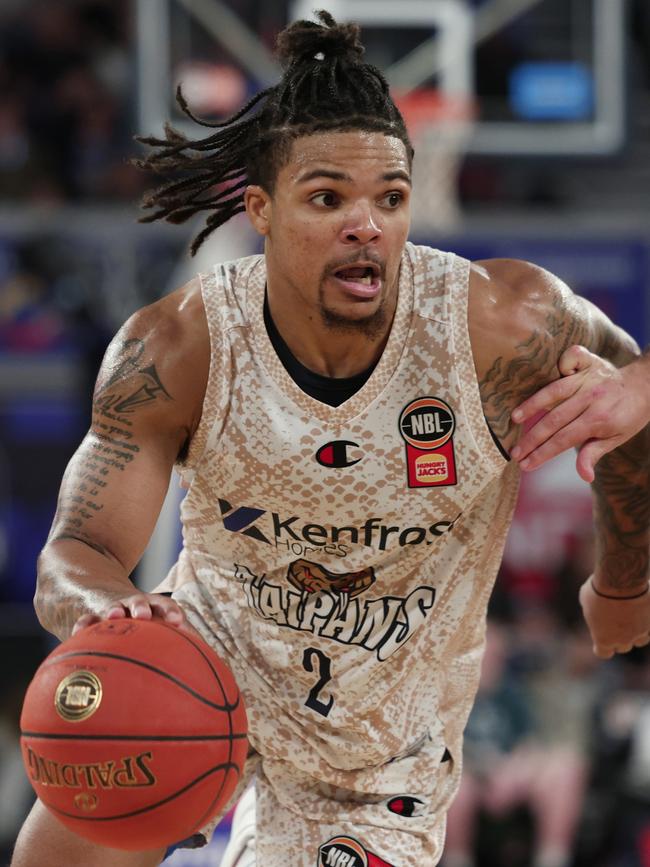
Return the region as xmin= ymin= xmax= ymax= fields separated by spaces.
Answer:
xmin=333 ymin=264 xmax=381 ymax=285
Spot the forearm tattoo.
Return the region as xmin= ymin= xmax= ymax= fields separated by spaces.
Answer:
xmin=50 ymin=338 xmax=172 ymax=548
xmin=592 ymin=440 xmax=650 ymax=590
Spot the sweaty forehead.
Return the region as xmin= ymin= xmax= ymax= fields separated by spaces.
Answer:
xmin=285 ymin=130 xmax=411 ymax=180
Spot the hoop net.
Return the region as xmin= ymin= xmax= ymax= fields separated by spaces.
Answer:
xmin=394 ymin=89 xmax=475 ymax=235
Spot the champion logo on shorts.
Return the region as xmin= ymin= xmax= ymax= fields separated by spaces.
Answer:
xmin=385 ymin=794 xmax=427 ymax=817
xmin=317 ymin=835 xmax=397 ymax=866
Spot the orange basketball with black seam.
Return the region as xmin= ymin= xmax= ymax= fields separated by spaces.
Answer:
xmin=19 ymin=619 xmax=247 ymax=850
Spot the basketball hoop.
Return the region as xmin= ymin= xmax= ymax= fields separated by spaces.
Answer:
xmin=394 ymin=88 xmax=475 ymax=236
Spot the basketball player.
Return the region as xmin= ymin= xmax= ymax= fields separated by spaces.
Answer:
xmin=10 ymin=12 xmax=650 ymax=867
xmin=512 ymin=345 xmax=650 ymax=481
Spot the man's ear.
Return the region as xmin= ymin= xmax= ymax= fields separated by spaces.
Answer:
xmin=245 ymin=185 xmax=271 ymax=236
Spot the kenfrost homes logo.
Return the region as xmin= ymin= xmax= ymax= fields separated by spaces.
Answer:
xmin=218 ymin=498 xmax=458 ymax=558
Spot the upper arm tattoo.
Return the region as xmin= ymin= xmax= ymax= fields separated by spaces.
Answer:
xmin=95 ymin=338 xmax=173 ymax=413
xmin=479 ymin=303 xmax=591 ymax=443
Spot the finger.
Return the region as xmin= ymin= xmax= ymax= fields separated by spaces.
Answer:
xmin=556 ymin=344 xmax=593 ymax=377
xmin=593 ymin=644 xmax=615 ymax=659
xmin=575 ymin=438 xmax=620 ymax=483
xmin=105 ymin=601 xmax=129 ymax=619
xmin=632 ymin=634 xmax=650 ymax=649
xmin=511 ymin=376 xmax=580 ymax=424
xmin=106 ymin=597 xmax=152 ymax=620
xmin=126 ymin=598 xmax=154 ymax=619
xmin=613 ymin=643 xmax=634 ymax=654
xmin=512 ymin=400 xmax=591 ymax=461
xmin=517 ymin=415 xmax=593 ymax=471
xmin=71 ymin=613 xmax=101 ymax=635
xmin=148 ymin=597 xmax=185 ymax=625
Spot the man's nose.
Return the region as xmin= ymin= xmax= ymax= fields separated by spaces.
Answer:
xmin=339 ymin=204 xmax=382 ymax=245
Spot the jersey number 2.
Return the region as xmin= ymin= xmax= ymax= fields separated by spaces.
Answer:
xmin=302 ymin=647 xmax=334 ymax=717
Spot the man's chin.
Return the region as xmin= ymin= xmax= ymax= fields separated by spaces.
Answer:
xmin=319 ymin=303 xmax=388 ymax=339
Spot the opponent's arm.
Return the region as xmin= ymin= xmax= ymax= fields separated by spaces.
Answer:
xmin=510 ymin=346 xmax=650 ymax=480
xmin=469 ymin=259 xmax=650 ymax=656
xmin=35 ymin=278 xmax=209 ymax=641
xmin=468 ymin=259 xmax=641 ymax=451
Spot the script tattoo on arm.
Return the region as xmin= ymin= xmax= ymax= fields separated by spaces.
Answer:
xmin=51 ymin=338 xmax=173 ymax=550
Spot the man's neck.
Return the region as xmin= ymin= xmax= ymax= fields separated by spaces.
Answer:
xmin=265 ymin=286 xmax=396 ymax=379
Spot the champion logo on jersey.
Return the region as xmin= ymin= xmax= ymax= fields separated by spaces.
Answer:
xmin=398 ymin=397 xmax=458 ymax=488
xmin=317 ymin=835 xmax=397 ymax=866
xmin=316 ymin=440 xmax=362 ymax=468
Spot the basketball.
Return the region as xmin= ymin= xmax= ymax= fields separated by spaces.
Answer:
xmin=19 ymin=618 xmax=248 ymax=851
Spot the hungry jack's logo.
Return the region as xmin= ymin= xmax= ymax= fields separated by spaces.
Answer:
xmin=398 ymin=397 xmax=457 ymax=488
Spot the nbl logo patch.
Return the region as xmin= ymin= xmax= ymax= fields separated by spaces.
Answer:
xmin=398 ymin=397 xmax=457 ymax=488
xmin=317 ymin=835 xmax=397 ymax=866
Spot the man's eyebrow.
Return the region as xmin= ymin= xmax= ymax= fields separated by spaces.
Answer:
xmin=296 ymin=169 xmax=351 ymax=184
xmin=296 ymin=168 xmax=412 ymax=185
xmin=383 ymin=170 xmax=412 ymax=186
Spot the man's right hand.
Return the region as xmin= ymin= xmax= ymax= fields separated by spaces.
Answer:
xmin=72 ymin=592 xmax=189 ymax=635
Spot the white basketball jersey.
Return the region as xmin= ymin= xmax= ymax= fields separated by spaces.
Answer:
xmin=158 ymin=242 xmax=519 ymax=821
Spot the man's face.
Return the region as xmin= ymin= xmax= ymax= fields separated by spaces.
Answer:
xmin=248 ymin=130 xmax=412 ymax=337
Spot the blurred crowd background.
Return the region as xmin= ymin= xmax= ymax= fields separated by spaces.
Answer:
xmin=1 ymin=1 xmax=650 ymax=866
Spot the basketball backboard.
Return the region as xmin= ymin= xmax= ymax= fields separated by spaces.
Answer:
xmin=136 ymin=0 xmax=626 ymax=157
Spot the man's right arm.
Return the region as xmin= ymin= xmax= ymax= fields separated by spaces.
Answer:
xmin=510 ymin=346 xmax=650 ymax=481
xmin=35 ymin=278 xmax=209 ymax=640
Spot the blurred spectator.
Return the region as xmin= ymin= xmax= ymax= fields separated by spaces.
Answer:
xmin=444 ymin=621 xmax=592 ymax=867
xmin=585 ymin=648 xmax=650 ymax=867
xmin=0 ymin=632 xmax=46 ymax=862
xmin=0 ymin=0 xmax=142 ymax=203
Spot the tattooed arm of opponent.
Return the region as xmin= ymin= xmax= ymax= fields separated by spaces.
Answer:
xmin=35 ymin=277 xmax=209 ymax=641
xmin=468 ymin=259 xmax=650 ymax=656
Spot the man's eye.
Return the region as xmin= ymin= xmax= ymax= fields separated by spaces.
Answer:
xmin=311 ymin=192 xmax=338 ymax=207
xmin=382 ymin=192 xmax=403 ymax=208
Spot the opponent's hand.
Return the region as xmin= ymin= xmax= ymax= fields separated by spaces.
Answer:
xmin=579 ymin=577 xmax=650 ymax=658
xmin=72 ymin=592 xmax=190 ymax=636
xmin=511 ymin=346 xmax=650 ymax=482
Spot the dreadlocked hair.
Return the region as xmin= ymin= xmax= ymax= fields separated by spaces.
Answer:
xmin=135 ymin=10 xmax=412 ymax=255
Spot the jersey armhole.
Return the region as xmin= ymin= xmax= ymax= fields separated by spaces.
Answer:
xmin=447 ymin=253 xmax=511 ymax=471
xmin=175 ymin=267 xmax=228 ymax=484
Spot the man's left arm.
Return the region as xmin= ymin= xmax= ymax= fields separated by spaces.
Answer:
xmin=469 ymin=259 xmax=650 ymax=657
